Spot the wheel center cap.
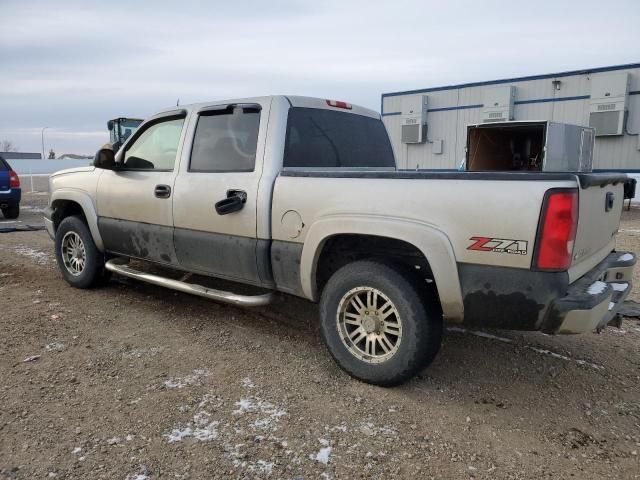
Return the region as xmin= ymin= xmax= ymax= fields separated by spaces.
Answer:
xmin=362 ymin=316 xmax=380 ymax=334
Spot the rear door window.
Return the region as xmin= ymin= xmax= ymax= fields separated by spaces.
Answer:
xmin=283 ymin=107 xmax=395 ymax=168
xmin=190 ymin=106 xmax=261 ymax=172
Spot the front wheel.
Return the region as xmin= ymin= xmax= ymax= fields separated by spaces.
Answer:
xmin=54 ymin=215 xmax=106 ymax=288
xmin=319 ymin=260 xmax=442 ymax=386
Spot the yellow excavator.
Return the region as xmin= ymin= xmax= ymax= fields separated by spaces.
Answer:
xmin=107 ymin=117 xmax=143 ymax=151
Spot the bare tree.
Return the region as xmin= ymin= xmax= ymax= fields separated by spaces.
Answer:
xmin=1 ymin=140 xmax=18 ymax=152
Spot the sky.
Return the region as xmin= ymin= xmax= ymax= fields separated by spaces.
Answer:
xmin=1 ymin=0 xmax=639 ymax=156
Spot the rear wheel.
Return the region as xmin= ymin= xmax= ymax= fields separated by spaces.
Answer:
xmin=54 ymin=215 xmax=106 ymax=288
xmin=319 ymin=260 xmax=442 ymax=386
xmin=2 ymin=204 xmax=19 ymax=219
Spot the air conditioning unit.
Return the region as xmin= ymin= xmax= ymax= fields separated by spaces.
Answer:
xmin=589 ymin=73 xmax=630 ymax=136
xmin=482 ymin=86 xmax=516 ymax=123
xmin=401 ymin=95 xmax=428 ymax=143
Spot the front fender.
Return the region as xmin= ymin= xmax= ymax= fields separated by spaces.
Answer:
xmin=300 ymin=214 xmax=464 ymax=321
xmin=50 ymin=188 xmax=104 ymax=251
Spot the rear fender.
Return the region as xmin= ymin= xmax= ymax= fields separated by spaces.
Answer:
xmin=300 ymin=214 xmax=464 ymax=321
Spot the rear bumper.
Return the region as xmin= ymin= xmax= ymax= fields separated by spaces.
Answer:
xmin=541 ymin=251 xmax=636 ymax=334
xmin=0 ymin=188 xmax=21 ymax=207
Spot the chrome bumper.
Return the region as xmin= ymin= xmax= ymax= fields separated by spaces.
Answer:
xmin=544 ymin=251 xmax=636 ymax=334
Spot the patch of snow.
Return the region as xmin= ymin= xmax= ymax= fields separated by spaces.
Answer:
xmin=122 ymin=346 xmax=162 ymax=359
xmin=358 ymin=421 xmax=397 ymax=437
xmin=610 ymin=282 xmax=628 ymax=292
xmin=125 ymin=474 xmax=149 ymax=480
xmin=164 ymin=403 xmax=219 ymax=443
xmin=233 ymin=398 xmax=254 ymax=414
xmin=13 ymin=245 xmax=51 ymax=265
xmin=446 ymin=326 xmax=512 ymax=343
xmin=165 ymin=425 xmax=194 ymax=443
xmin=163 ymin=368 xmax=211 ymax=389
xmin=618 ymin=253 xmax=634 ymax=262
xmin=45 ymin=341 xmax=65 ymax=352
xmin=72 ymin=447 xmax=82 ymax=454
xmin=608 ymin=328 xmax=627 ymax=335
xmin=587 ymin=281 xmax=607 ymax=295
xmin=527 ymin=346 xmax=604 ymax=370
xmin=233 ymin=397 xmax=286 ymax=421
xmin=241 ymin=377 xmax=255 ymax=388
xmin=311 ymin=446 xmax=333 ymax=464
xmin=608 ymin=302 xmax=615 ymax=311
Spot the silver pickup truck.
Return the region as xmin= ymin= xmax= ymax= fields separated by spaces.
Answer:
xmin=45 ymin=95 xmax=636 ymax=386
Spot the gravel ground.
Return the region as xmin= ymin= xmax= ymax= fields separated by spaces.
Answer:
xmin=1 ymin=193 xmax=639 ymax=479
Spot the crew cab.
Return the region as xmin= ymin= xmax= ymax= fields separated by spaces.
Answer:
xmin=0 ymin=156 xmax=21 ymax=219
xmin=44 ymin=96 xmax=636 ymax=386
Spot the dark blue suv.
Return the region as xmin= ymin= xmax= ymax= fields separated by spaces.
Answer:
xmin=0 ymin=156 xmax=21 ymax=219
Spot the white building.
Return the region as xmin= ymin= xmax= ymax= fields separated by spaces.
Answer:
xmin=381 ymin=63 xmax=640 ymax=173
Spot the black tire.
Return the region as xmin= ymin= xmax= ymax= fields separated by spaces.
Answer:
xmin=2 ymin=204 xmax=19 ymax=219
xmin=54 ymin=215 xmax=106 ymax=289
xmin=319 ymin=260 xmax=442 ymax=386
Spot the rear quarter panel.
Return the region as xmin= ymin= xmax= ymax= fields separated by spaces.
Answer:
xmin=271 ymin=175 xmax=576 ymax=318
xmin=273 ymin=176 xmax=576 ymax=266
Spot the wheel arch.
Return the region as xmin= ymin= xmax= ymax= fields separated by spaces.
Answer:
xmin=50 ymin=189 xmax=104 ymax=251
xmin=300 ymin=215 xmax=464 ymax=321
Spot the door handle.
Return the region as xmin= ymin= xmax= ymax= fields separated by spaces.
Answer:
xmin=215 ymin=189 xmax=246 ymax=215
xmin=154 ymin=184 xmax=171 ymax=198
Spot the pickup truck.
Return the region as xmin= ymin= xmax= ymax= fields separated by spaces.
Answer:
xmin=44 ymin=95 xmax=636 ymax=386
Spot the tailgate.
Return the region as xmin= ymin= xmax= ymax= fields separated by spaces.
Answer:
xmin=569 ymin=174 xmax=627 ymax=282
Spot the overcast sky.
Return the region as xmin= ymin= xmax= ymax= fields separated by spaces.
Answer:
xmin=1 ymin=0 xmax=639 ymax=155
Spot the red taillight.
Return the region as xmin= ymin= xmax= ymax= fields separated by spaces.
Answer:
xmin=535 ymin=190 xmax=578 ymax=271
xmin=326 ymin=99 xmax=352 ymax=110
xmin=9 ymin=170 xmax=20 ymax=188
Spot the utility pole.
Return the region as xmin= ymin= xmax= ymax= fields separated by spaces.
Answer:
xmin=41 ymin=127 xmax=49 ymax=160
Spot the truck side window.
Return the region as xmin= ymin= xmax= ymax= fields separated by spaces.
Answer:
xmin=123 ymin=117 xmax=185 ymax=171
xmin=190 ymin=107 xmax=260 ymax=172
xmin=283 ymin=108 xmax=395 ymax=168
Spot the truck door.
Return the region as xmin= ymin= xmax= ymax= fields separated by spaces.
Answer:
xmin=96 ymin=112 xmax=187 ymax=264
xmin=172 ymin=103 xmax=268 ymax=285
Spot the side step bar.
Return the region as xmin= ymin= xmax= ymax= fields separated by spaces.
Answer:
xmin=105 ymin=258 xmax=274 ymax=307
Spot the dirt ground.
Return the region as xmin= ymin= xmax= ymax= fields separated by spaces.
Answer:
xmin=1 ymin=193 xmax=639 ymax=479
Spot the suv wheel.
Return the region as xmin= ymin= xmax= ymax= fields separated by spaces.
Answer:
xmin=54 ymin=215 xmax=106 ymax=288
xmin=2 ymin=204 xmax=19 ymax=219
xmin=319 ymin=260 xmax=442 ymax=386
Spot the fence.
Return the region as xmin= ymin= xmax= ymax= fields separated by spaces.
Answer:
xmin=6 ymin=159 xmax=92 ymax=192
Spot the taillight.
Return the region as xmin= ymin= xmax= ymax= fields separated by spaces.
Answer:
xmin=9 ymin=170 xmax=20 ymax=188
xmin=326 ymin=99 xmax=352 ymax=110
xmin=535 ymin=190 xmax=578 ymax=271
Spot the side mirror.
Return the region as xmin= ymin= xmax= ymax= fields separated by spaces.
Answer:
xmin=93 ymin=148 xmax=116 ymax=169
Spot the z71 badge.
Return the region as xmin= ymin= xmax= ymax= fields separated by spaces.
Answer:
xmin=467 ymin=237 xmax=528 ymax=255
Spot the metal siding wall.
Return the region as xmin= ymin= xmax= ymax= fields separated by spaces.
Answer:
xmin=383 ymin=66 xmax=640 ymax=171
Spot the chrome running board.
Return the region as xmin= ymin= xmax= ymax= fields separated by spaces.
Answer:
xmin=105 ymin=258 xmax=274 ymax=307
